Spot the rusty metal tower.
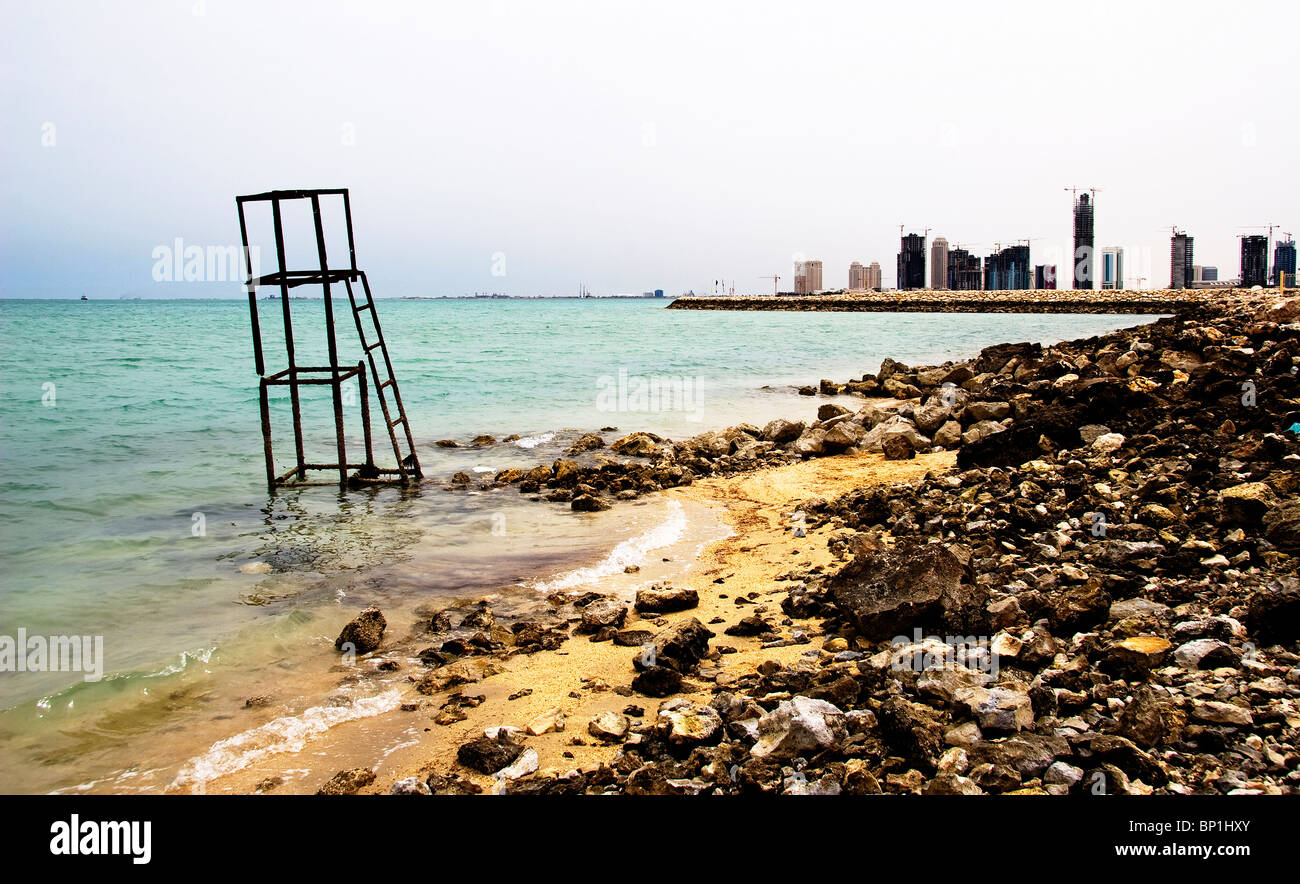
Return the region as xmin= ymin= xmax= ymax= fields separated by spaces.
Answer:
xmin=236 ymin=188 xmax=421 ymax=491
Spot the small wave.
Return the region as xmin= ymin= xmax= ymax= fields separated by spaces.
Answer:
xmin=31 ymin=646 xmax=219 ymax=712
xmin=170 ymin=688 xmax=403 ymax=792
xmin=530 ymin=499 xmax=687 ymax=592
xmin=513 ymin=432 xmax=555 ymax=449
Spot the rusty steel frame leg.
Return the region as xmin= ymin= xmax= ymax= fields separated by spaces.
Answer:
xmin=358 ymin=360 xmax=375 ymax=474
xmin=259 ymin=378 xmax=275 ymax=492
xmin=271 ymin=197 xmax=307 ymax=482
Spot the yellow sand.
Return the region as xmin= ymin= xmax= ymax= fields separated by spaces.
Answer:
xmin=209 ymin=449 xmax=955 ymax=794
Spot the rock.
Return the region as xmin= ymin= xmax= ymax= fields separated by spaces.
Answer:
xmin=954 ymin=684 xmax=1035 ymax=734
xmin=1262 ymin=503 xmax=1300 ymax=552
xmin=862 ymin=415 xmax=931 ymax=452
xmin=1245 ymin=579 xmax=1300 ymax=643
xmin=317 ymin=768 xmax=376 ymax=795
xmin=923 ymin=774 xmax=983 ymax=795
xmin=1104 ymin=635 xmax=1172 ymax=678
xmin=883 ymin=378 xmax=922 ymax=400
xmin=567 ymin=432 xmax=605 ymax=454
xmin=634 ymin=585 xmax=699 ymax=614
xmin=611 ymin=432 xmax=660 ymax=457
xmin=497 ymin=748 xmax=539 ymax=781
xmin=1172 ymin=638 xmax=1240 ymax=670
xmin=967 ymin=734 xmax=1068 ymax=779
xmin=655 ymin=698 xmax=723 ymax=748
xmin=817 ymin=403 xmax=850 ymax=421
xmin=1109 ymin=598 xmax=1170 ymax=621
xmin=389 ymin=777 xmax=432 ymax=795
xmin=587 ymin=711 xmax=630 ymax=742
xmin=763 ymin=419 xmax=805 ymax=444
xmin=1046 ymin=580 xmax=1111 ymax=632
xmin=791 ymin=428 xmax=827 ymax=457
xmin=824 ymin=420 xmax=867 ymax=450
xmin=631 ymin=665 xmax=684 ymax=697
xmin=1043 ymin=761 xmax=1083 ymax=788
xmin=961 ymin=420 xmax=1005 ymax=446
xmin=526 ymin=707 xmax=566 ymax=736
xmin=750 ymin=696 xmax=846 ymax=759
xmin=335 ymin=607 xmax=386 ymax=654
xmin=933 ymin=420 xmax=963 ymax=449
xmin=634 ymin=618 xmax=714 ymax=673
xmin=1091 ymin=432 xmax=1126 ymax=453
xmin=571 ymin=494 xmax=611 ymax=512
xmin=1191 ymin=700 xmax=1254 ymax=727
xmin=578 ymin=598 xmax=628 ymax=633
xmin=966 ymin=400 xmax=1011 ymax=422
xmin=882 ymin=434 xmax=915 ymax=460
xmin=1219 ymin=482 xmax=1276 ymax=524
xmin=1077 ymin=424 xmax=1111 ymax=444
xmin=829 ymin=541 xmax=985 ymax=641
xmin=1118 ymin=684 xmax=1184 ymax=749
xmin=457 ymin=732 xmax=525 ymax=774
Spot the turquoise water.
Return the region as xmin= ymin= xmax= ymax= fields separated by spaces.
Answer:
xmin=0 ymin=297 xmax=1144 ymax=792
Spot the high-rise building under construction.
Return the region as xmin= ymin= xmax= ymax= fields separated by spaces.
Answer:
xmin=984 ymin=244 xmax=1031 ymax=291
xmin=1170 ymin=231 xmax=1194 ymax=290
xmin=1072 ymin=193 xmax=1095 ymax=289
xmin=1275 ymin=238 xmax=1297 ymax=287
xmin=897 ymin=234 xmax=926 ymax=291
xmin=948 ymin=249 xmax=981 ymax=290
xmin=1241 ymin=236 xmax=1268 ymax=287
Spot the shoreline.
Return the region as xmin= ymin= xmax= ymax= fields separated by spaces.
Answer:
xmin=175 ymin=292 xmax=1300 ymax=793
xmin=668 ymin=287 xmax=1228 ymax=314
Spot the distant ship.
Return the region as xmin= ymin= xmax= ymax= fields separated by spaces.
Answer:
xmin=80 ymin=294 xmax=88 ymax=301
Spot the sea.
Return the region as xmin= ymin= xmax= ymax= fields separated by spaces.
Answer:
xmin=0 ymin=296 xmax=1143 ymax=793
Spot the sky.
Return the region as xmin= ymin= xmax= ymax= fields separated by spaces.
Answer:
xmin=2 ymin=0 xmax=1297 ymax=298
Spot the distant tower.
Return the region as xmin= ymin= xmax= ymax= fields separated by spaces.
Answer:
xmin=1100 ymin=247 xmax=1124 ymax=290
xmin=1241 ymin=235 xmax=1268 ymax=287
xmin=1272 ymin=238 xmax=1296 ymax=287
xmin=930 ymin=237 xmax=949 ymax=289
xmin=897 ymin=233 xmax=926 ymax=290
xmin=866 ymin=262 xmax=882 ymax=291
xmin=1170 ymin=231 xmax=1194 ymax=289
xmin=848 ymin=261 xmax=866 ymax=290
xmin=1072 ymin=193 xmax=1095 ymax=289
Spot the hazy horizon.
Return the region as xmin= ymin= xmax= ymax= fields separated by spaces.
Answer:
xmin=3 ymin=0 xmax=1296 ymax=299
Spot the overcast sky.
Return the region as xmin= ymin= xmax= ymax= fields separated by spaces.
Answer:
xmin=2 ymin=0 xmax=1296 ymax=297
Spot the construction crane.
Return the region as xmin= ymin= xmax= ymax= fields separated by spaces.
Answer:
xmin=1065 ymin=186 xmax=1103 ymax=201
xmin=757 ymin=275 xmax=780 ymax=296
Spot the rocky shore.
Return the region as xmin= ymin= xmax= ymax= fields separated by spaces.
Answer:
xmin=668 ymin=288 xmax=1220 ymax=315
xmin=318 ymin=291 xmax=1300 ymax=796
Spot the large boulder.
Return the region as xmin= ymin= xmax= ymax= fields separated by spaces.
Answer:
xmin=335 ymin=607 xmax=386 ymax=654
xmin=1245 ymin=579 xmax=1300 ymax=643
xmin=634 ymin=585 xmax=699 ymax=614
xmin=633 ymin=618 xmax=713 ymax=673
xmin=829 ymin=542 xmax=987 ymax=640
xmin=763 ymin=418 xmax=805 ymax=445
xmin=750 ymin=696 xmax=846 ymax=759
xmin=611 ymin=432 xmax=661 ymax=457
xmin=655 ymin=698 xmax=723 ymax=749
xmin=861 ymin=416 xmax=930 ymax=452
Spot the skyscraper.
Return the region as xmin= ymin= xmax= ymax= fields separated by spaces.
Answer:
xmin=983 ymin=245 xmax=1031 ymax=291
xmin=1072 ymin=192 xmax=1095 ymax=290
xmin=1100 ymin=247 xmax=1124 ymax=290
xmin=897 ymin=233 xmax=926 ymax=291
xmin=1241 ymin=236 xmax=1268 ymax=287
xmin=1034 ymin=265 xmax=1058 ymax=290
xmin=848 ymin=261 xmax=867 ymax=290
xmin=866 ymin=262 xmax=882 ymax=291
xmin=1170 ymin=231 xmax=1194 ymax=289
xmin=947 ymin=249 xmax=981 ymax=290
xmin=1273 ymin=238 xmax=1296 ymax=287
xmin=794 ymin=259 xmax=823 ymax=294
xmin=930 ymin=237 xmax=949 ymax=289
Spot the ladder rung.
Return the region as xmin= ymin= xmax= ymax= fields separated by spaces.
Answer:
xmin=365 ymin=342 xmax=383 ymax=352
xmin=355 ymin=302 xmax=373 ymax=312
xmin=388 ymin=416 xmax=406 ymax=427
xmin=379 ymin=379 xmax=395 ymax=389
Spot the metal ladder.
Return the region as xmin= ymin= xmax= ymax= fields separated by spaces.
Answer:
xmin=346 ymin=270 xmax=422 ymax=482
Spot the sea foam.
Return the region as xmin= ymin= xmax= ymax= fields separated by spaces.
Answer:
xmin=530 ymin=499 xmax=688 ymax=592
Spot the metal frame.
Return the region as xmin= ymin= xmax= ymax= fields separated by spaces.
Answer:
xmin=236 ymin=188 xmax=422 ymax=491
